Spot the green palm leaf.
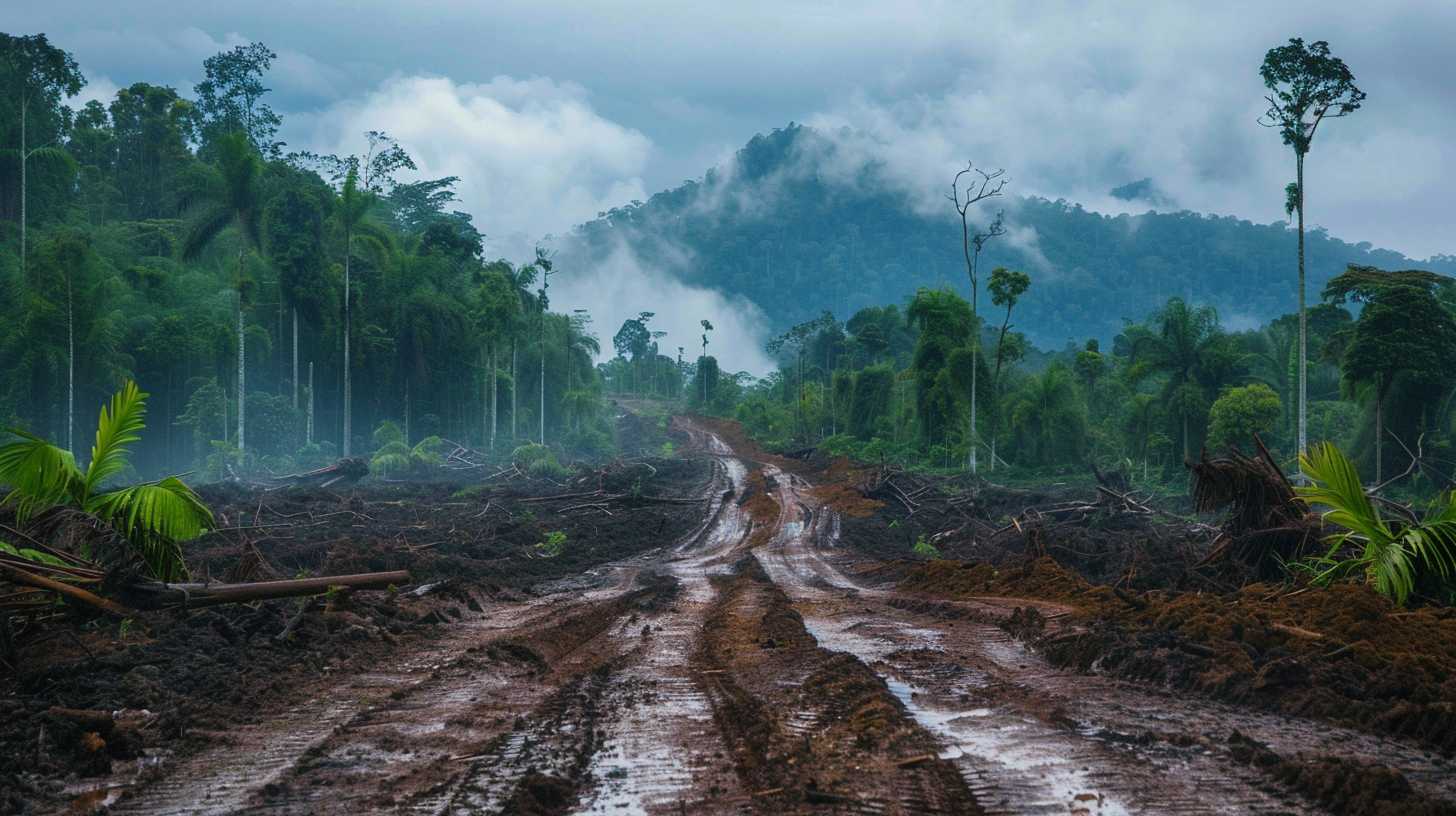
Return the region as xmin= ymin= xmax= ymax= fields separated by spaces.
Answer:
xmin=1295 ymin=441 xmax=1456 ymax=606
xmin=0 ymin=429 xmax=83 ymax=523
xmin=91 ymin=477 xmax=213 ymax=581
xmin=81 ymin=381 xmax=148 ymax=504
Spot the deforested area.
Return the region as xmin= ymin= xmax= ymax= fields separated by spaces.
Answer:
xmin=5 ymin=5 xmax=1456 ymax=815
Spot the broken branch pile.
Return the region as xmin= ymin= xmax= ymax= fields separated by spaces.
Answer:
xmin=1188 ymin=437 xmax=1320 ymax=580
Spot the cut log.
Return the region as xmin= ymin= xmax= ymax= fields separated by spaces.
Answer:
xmin=124 ymin=570 xmax=410 ymax=610
xmin=0 ymin=560 xmax=135 ymax=617
xmin=273 ymin=458 xmax=371 ymax=487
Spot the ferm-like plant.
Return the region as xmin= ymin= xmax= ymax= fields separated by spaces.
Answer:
xmin=0 ymin=381 xmax=214 ymax=581
xmin=1294 ymin=442 xmax=1456 ymax=606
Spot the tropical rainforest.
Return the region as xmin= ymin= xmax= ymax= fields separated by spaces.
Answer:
xmin=5 ymin=32 xmax=1455 ymax=495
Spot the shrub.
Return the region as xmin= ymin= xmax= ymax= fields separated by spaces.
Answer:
xmin=536 ymin=530 xmax=567 ymax=558
xmin=912 ymin=535 xmax=942 ymax=560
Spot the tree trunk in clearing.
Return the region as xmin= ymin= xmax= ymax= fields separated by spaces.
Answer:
xmin=1296 ymin=152 xmax=1308 ymax=462
xmin=237 ymin=246 xmax=246 ymax=455
xmin=342 ymin=236 xmax=352 ymax=458
xmin=292 ymin=307 xmax=299 ymax=411
xmin=19 ymin=100 xmax=26 ymax=285
xmin=66 ymin=267 xmax=74 ymax=457
xmin=511 ymin=340 xmax=517 ymax=441
xmin=489 ymin=343 xmax=498 ymax=454
xmin=306 ymin=361 xmax=314 ymax=445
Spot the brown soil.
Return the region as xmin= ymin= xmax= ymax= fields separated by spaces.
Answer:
xmin=695 ymin=557 xmax=981 ymax=814
xmin=895 ymin=556 xmax=1456 ymax=755
xmin=0 ymin=456 xmax=709 ymax=813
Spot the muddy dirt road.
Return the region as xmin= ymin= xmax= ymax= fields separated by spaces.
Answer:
xmin=45 ymin=418 xmax=1456 ymax=814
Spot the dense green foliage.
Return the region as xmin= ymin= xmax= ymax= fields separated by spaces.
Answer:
xmin=1 ymin=33 xmax=613 ymax=479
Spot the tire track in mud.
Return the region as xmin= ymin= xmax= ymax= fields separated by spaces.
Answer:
xmin=105 ymin=581 xmax=657 ymax=815
xmin=694 ymin=556 xmax=981 ymax=815
xmin=105 ymin=453 xmax=737 ymax=815
xmin=744 ymin=458 xmax=1456 ymax=815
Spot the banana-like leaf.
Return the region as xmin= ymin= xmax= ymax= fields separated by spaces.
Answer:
xmin=82 ymin=381 xmax=148 ymax=504
xmin=0 ymin=429 xmax=83 ymax=523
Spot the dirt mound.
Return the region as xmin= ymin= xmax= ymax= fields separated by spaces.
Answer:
xmin=899 ymin=555 xmax=1456 ymax=754
xmin=1227 ymin=731 xmax=1456 ymax=815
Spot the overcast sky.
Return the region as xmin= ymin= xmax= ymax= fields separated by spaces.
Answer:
xmin=14 ymin=2 xmax=1456 ymax=368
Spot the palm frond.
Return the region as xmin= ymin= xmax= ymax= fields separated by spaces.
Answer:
xmin=0 ymin=539 xmax=70 ymax=567
xmin=411 ymin=436 xmax=446 ymax=466
xmin=90 ymin=477 xmax=213 ymax=581
xmin=181 ymin=205 xmax=234 ymax=261
xmin=1296 ymin=441 xmax=1388 ymax=543
xmin=25 ymin=146 xmax=78 ymax=175
xmin=370 ymin=442 xmax=413 ymax=476
xmin=0 ymin=429 xmax=83 ymax=523
xmin=1295 ymin=441 xmax=1456 ymax=606
xmin=81 ymin=381 xmax=148 ymax=503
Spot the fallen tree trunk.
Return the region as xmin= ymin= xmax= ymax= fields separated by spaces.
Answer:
xmin=0 ymin=560 xmax=136 ymax=617
xmin=273 ymin=457 xmax=371 ymax=488
xmin=122 ymin=570 xmax=410 ymax=610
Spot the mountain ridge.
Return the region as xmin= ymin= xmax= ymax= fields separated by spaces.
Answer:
xmin=557 ymin=124 xmax=1455 ymax=347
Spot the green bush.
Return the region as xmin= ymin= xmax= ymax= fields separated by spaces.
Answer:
xmin=912 ymin=535 xmax=942 ymax=560
xmin=528 ymin=456 xmax=571 ymax=480
xmin=536 ymin=530 xmax=567 ymax=558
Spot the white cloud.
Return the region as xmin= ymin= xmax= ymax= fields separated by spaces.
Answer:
xmin=297 ymin=74 xmax=652 ymax=262
xmin=551 ymin=239 xmax=775 ymax=376
xmin=797 ymin=2 xmax=1456 ymax=259
xmin=68 ymin=70 xmax=119 ymax=110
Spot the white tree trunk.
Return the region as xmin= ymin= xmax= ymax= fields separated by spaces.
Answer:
xmin=1296 ymin=153 xmax=1308 ymax=463
xmin=343 ymin=239 xmax=352 ymax=458
xmin=307 ymin=361 xmax=314 ymax=445
xmin=540 ymin=332 xmax=546 ymax=446
xmin=19 ymin=100 xmax=26 ymax=282
xmin=66 ymin=266 xmax=74 ymax=456
xmin=490 ymin=343 xmax=498 ymax=453
xmin=237 ymin=281 xmax=246 ymax=454
xmin=511 ymin=340 xmax=517 ymax=441
xmin=291 ymin=307 xmax=299 ymax=410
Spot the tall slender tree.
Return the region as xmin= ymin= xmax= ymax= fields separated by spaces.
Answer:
xmin=333 ymin=167 xmax=388 ymax=457
xmin=181 ymin=131 xmax=263 ymax=456
xmin=1259 ymin=38 xmax=1365 ymax=462
xmin=535 ymin=248 xmax=553 ymax=445
xmin=948 ymin=163 xmax=1007 ymax=474
xmin=700 ymin=320 xmax=714 ymax=405
xmin=504 ymin=261 xmax=538 ymax=440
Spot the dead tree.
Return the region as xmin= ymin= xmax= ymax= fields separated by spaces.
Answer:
xmin=948 ymin=162 xmax=1008 ymax=475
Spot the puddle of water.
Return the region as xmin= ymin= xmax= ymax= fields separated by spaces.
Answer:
xmin=883 ymin=677 xmax=1130 ymax=815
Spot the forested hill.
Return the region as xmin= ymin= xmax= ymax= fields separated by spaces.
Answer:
xmin=561 ymin=125 xmax=1456 ymax=347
